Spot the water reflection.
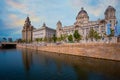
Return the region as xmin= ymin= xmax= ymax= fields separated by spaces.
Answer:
xmin=22 ymin=49 xmax=33 ymax=72
xmin=21 ymin=48 xmax=120 ymax=80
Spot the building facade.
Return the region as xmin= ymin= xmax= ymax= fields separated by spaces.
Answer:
xmin=33 ymin=23 xmax=56 ymax=41
xmin=22 ymin=17 xmax=34 ymax=42
xmin=22 ymin=6 xmax=118 ymax=43
xmin=56 ymin=6 xmax=117 ymax=42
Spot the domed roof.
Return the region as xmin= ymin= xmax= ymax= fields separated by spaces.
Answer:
xmin=78 ymin=7 xmax=87 ymax=14
xmin=76 ymin=7 xmax=88 ymax=19
xmin=105 ymin=6 xmax=116 ymax=14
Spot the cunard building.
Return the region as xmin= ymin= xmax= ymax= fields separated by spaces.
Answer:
xmin=56 ymin=6 xmax=117 ymax=42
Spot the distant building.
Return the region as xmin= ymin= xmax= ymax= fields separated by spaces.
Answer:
xmin=33 ymin=23 xmax=56 ymax=41
xmin=22 ymin=16 xmax=34 ymax=42
xmin=8 ymin=38 xmax=12 ymax=42
xmin=56 ymin=6 xmax=117 ymax=42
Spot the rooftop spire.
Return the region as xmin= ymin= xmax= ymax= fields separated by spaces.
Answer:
xmin=81 ymin=7 xmax=84 ymax=10
xmin=42 ymin=22 xmax=46 ymax=27
xmin=43 ymin=22 xmax=46 ymax=26
xmin=25 ymin=16 xmax=30 ymax=22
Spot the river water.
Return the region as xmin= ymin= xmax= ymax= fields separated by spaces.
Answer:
xmin=0 ymin=49 xmax=120 ymax=80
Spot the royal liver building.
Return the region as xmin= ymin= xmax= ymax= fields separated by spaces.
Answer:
xmin=22 ymin=17 xmax=34 ymax=42
xmin=56 ymin=6 xmax=116 ymax=42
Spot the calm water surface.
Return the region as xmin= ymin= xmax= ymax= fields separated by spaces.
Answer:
xmin=0 ymin=49 xmax=120 ymax=80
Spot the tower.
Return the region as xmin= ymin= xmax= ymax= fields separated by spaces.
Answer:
xmin=22 ymin=16 xmax=34 ymax=43
xmin=75 ymin=7 xmax=89 ymax=26
xmin=56 ymin=21 xmax=62 ymax=37
xmin=104 ymin=5 xmax=116 ymax=29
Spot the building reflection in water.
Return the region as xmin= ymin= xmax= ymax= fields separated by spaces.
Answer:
xmin=21 ymin=49 xmax=120 ymax=80
xmin=22 ymin=49 xmax=33 ymax=72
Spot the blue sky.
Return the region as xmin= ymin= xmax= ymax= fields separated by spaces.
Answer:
xmin=0 ymin=0 xmax=120 ymax=40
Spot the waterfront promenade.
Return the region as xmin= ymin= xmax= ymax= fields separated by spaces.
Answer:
xmin=17 ymin=43 xmax=120 ymax=61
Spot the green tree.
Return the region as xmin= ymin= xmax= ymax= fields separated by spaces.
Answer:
xmin=48 ymin=37 xmax=52 ymax=42
xmin=21 ymin=39 xmax=25 ymax=43
xmin=108 ymin=29 xmax=114 ymax=37
xmin=43 ymin=37 xmax=47 ymax=42
xmin=40 ymin=38 xmax=43 ymax=42
xmin=52 ymin=34 xmax=57 ymax=43
xmin=57 ymin=37 xmax=61 ymax=42
xmin=68 ymin=34 xmax=73 ymax=42
xmin=88 ymin=28 xmax=101 ymax=41
xmin=35 ymin=38 xmax=39 ymax=43
xmin=60 ymin=35 xmax=64 ymax=41
xmin=73 ymin=30 xmax=82 ymax=42
xmin=3 ymin=38 xmax=7 ymax=42
xmin=60 ymin=35 xmax=64 ymax=40
xmin=61 ymin=34 xmax=68 ymax=42
xmin=107 ymin=29 xmax=114 ymax=42
xmin=88 ymin=28 xmax=95 ymax=41
xmin=37 ymin=38 xmax=42 ymax=42
xmin=94 ymin=31 xmax=101 ymax=41
xmin=28 ymin=39 xmax=32 ymax=43
xmin=17 ymin=39 xmax=23 ymax=43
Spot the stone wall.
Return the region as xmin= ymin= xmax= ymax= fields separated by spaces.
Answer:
xmin=17 ymin=43 xmax=120 ymax=61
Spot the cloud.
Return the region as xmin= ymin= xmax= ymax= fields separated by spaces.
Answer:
xmin=5 ymin=13 xmax=42 ymax=29
xmin=5 ymin=14 xmax=24 ymax=28
xmin=6 ymin=0 xmax=34 ymax=16
xmin=5 ymin=0 xmax=45 ymax=29
xmin=1 ymin=0 xmax=120 ymax=39
xmin=6 ymin=0 xmax=26 ymax=10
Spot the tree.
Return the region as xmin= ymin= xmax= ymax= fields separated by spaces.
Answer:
xmin=57 ymin=37 xmax=61 ymax=42
xmin=22 ymin=39 xmax=26 ymax=43
xmin=16 ymin=38 xmax=22 ymax=43
xmin=108 ymin=29 xmax=114 ymax=37
xmin=3 ymin=38 xmax=7 ymax=42
xmin=68 ymin=34 xmax=73 ymax=42
xmin=52 ymin=34 xmax=57 ymax=43
xmin=61 ymin=34 xmax=68 ymax=42
xmin=48 ymin=37 xmax=52 ymax=42
xmin=94 ymin=31 xmax=101 ymax=41
xmin=40 ymin=38 xmax=43 ymax=42
xmin=73 ymin=30 xmax=82 ymax=42
xmin=88 ymin=28 xmax=95 ymax=41
xmin=60 ymin=35 xmax=64 ymax=41
xmin=43 ymin=37 xmax=47 ymax=42
xmin=35 ymin=38 xmax=39 ymax=43
xmin=107 ymin=29 xmax=114 ymax=42
xmin=28 ymin=39 xmax=32 ymax=43
xmin=88 ymin=28 xmax=101 ymax=41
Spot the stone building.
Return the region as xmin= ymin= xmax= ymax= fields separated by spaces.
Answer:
xmin=56 ymin=6 xmax=117 ymax=42
xmin=22 ymin=16 xmax=34 ymax=42
xmin=33 ymin=23 xmax=56 ymax=41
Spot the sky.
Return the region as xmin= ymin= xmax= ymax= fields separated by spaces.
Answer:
xmin=0 ymin=0 xmax=120 ymax=40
